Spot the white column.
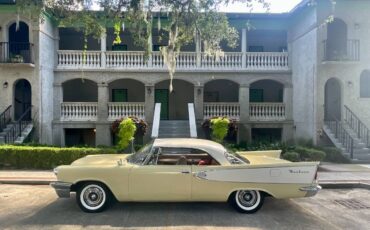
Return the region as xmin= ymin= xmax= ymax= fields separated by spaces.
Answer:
xmin=54 ymin=28 xmax=60 ymax=68
xmin=100 ymin=30 xmax=107 ymax=68
xmin=284 ymin=86 xmax=293 ymax=120
xmin=96 ymin=82 xmax=110 ymax=146
xmin=239 ymin=84 xmax=250 ymax=123
xmin=241 ymin=28 xmax=247 ymax=69
xmin=196 ymin=31 xmax=201 ymax=68
xmin=238 ymin=84 xmax=251 ymax=143
xmin=145 ymin=85 xmax=155 ymax=122
xmin=53 ymin=83 xmax=63 ymax=121
xmin=148 ymin=33 xmax=153 ymax=67
xmin=194 ymin=84 xmax=204 ymax=120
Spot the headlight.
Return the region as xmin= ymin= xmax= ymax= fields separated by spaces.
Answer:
xmin=53 ymin=167 xmax=59 ymax=175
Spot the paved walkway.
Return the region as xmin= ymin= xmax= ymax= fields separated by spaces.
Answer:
xmin=0 ymin=164 xmax=369 ymax=185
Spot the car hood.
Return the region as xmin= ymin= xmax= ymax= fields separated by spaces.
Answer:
xmin=71 ymin=154 xmax=130 ymax=166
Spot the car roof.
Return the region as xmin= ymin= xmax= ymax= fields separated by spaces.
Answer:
xmin=153 ymin=138 xmax=230 ymax=165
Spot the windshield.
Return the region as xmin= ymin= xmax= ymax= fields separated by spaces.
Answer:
xmin=127 ymin=141 xmax=154 ymax=165
xmin=224 ymin=150 xmax=249 ymax=165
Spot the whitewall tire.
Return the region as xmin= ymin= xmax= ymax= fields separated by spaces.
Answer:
xmin=76 ymin=182 xmax=111 ymax=213
xmin=230 ymin=190 xmax=264 ymax=213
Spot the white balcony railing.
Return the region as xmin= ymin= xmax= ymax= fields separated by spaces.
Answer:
xmin=108 ymin=102 xmax=145 ymax=120
xmin=106 ymin=51 xmax=147 ymax=68
xmin=203 ymin=103 xmax=240 ymax=120
xmin=57 ymin=50 xmax=289 ymax=71
xmin=61 ymin=102 xmax=98 ymax=121
xmin=249 ymin=103 xmax=286 ymax=121
xmin=201 ymin=52 xmax=243 ymax=69
xmin=58 ymin=51 xmax=101 ymax=68
xmin=247 ymin=52 xmax=289 ymax=70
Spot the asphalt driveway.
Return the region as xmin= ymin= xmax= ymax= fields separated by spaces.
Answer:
xmin=0 ymin=185 xmax=369 ymax=230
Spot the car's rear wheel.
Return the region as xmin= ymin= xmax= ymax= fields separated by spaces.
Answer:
xmin=76 ymin=182 xmax=111 ymax=213
xmin=229 ymin=190 xmax=264 ymax=213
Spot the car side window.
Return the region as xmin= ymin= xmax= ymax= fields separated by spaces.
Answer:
xmin=145 ymin=147 xmax=220 ymax=166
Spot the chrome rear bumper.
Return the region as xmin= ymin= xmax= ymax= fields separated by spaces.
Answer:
xmin=50 ymin=182 xmax=72 ymax=198
xmin=299 ymin=185 xmax=322 ymax=197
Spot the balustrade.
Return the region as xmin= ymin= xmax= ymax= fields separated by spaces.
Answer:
xmin=61 ymin=102 xmax=98 ymax=121
xmin=108 ymin=102 xmax=145 ymax=120
xmin=58 ymin=51 xmax=101 ymax=68
xmin=203 ymin=103 xmax=240 ymax=120
xmin=57 ymin=50 xmax=289 ymax=71
xmin=249 ymin=103 xmax=286 ymax=121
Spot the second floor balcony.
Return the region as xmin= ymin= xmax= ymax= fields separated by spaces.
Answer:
xmin=0 ymin=42 xmax=34 ymax=65
xmin=56 ymin=50 xmax=289 ymax=71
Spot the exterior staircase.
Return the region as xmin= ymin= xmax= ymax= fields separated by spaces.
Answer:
xmin=151 ymin=103 xmax=197 ymax=139
xmin=158 ymin=120 xmax=190 ymax=138
xmin=0 ymin=106 xmax=33 ymax=144
xmin=0 ymin=122 xmax=34 ymax=144
xmin=323 ymin=106 xmax=370 ymax=163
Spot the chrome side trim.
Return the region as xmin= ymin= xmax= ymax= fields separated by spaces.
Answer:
xmin=299 ymin=185 xmax=322 ymax=197
xmin=50 ymin=182 xmax=72 ymax=198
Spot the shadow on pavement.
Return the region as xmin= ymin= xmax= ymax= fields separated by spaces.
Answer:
xmin=17 ymin=196 xmax=330 ymax=229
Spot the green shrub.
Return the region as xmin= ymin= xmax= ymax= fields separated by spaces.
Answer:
xmin=210 ymin=117 xmax=230 ymax=143
xmin=282 ymin=152 xmax=300 ymax=162
xmin=0 ymin=145 xmax=116 ymax=169
xmin=117 ymin=118 xmax=137 ymax=150
xmin=319 ymin=147 xmax=350 ymax=163
xmin=294 ymin=146 xmax=326 ymax=161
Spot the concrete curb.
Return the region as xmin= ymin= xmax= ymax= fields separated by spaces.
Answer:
xmin=320 ymin=182 xmax=370 ymax=190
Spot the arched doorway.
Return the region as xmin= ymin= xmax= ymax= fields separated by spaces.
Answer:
xmin=8 ymin=21 xmax=31 ymax=63
xmin=326 ymin=18 xmax=347 ymax=61
xmin=155 ymin=79 xmax=194 ymax=120
xmin=325 ymin=78 xmax=342 ymax=121
xmin=250 ymin=79 xmax=284 ymax=103
xmin=14 ymin=79 xmax=32 ymax=120
xmin=62 ymin=79 xmax=98 ymax=102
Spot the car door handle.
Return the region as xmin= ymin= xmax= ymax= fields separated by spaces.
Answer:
xmin=181 ymin=170 xmax=190 ymax=174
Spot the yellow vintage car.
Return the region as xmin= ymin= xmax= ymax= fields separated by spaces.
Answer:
xmin=51 ymin=138 xmax=321 ymax=213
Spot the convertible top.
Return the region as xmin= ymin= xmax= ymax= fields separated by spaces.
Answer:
xmin=153 ymin=138 xmax=230 ymax=165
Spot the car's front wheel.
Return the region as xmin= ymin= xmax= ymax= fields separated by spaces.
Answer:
xmin=229 ymin=190 xmax=264 ymax=213
xmin=76 ymin=182 xmax=111 ymax=213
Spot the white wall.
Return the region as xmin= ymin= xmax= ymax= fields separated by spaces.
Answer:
xmin=289 ymin=6 xmax=318 ymax=142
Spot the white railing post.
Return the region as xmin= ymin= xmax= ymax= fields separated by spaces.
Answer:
xmin=100 ymin=31 xmax=106 ymax=68
xmin=61 ymin=102 xmax=98 ymax=121
xmin=188 ymin=103 xmax=198 ymax=138
xmin=151 ymin=103 xmax=161 ymax=138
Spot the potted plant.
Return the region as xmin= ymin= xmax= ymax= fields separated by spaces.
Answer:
xmin=9 ymin=54 xmax=24 ymax=63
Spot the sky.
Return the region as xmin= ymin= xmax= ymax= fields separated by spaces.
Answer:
xmin=220 ymin=0 xmax=303 ymax=13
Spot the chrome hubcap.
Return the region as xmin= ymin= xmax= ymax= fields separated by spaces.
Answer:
xmin=237 ymin=190 xmax=257 ymax=207
xmin=83 ymin=186 xmax=104 ymax=207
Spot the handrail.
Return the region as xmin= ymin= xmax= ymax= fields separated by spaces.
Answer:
xmin=4 ymin=106 xmax=32 ymax=144
xmin=344 ymin=105 xmax=370 ymax=147
xmin=188 ymin=103 xmax=197 ymax=138
xmin=325 ymin=114 xmax=354 ymax=159
xmin=151 ymin=103 xmax=161 ymax=138
xmin=0 ymin=105 xmax=12 ymax=133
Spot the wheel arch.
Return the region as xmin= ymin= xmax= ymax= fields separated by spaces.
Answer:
xmin=227 ymin=189 xmax=275 ymax=202
xmin=71 ymin=180 xmax=118 ymax=201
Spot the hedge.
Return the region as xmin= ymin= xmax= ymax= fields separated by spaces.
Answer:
xmin=0 ymin=145 xmax=117 ymax=169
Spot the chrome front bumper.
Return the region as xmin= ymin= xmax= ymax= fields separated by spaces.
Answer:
xmin=299 ymin=185 xmax=322 ymax=197
xmin=50 ymin=182 xmax=72 ymax=198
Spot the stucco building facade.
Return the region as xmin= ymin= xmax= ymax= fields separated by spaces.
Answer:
xmin=0 ymin=0 xmax=369 ymax=152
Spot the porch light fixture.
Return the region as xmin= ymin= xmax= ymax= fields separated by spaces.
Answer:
xmin=3 ymin=82 xmax=8 ymax=89
xmin=197 ymin=88 xmax=202 ymax=95
xmin=147 ymin=87 xmax=152 ymax=95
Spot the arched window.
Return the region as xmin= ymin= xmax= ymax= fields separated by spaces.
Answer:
xmin=326 ymin=18 xmax=348 ymax=61
xmin=360 ymin=70 xmax=370 ymax=98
